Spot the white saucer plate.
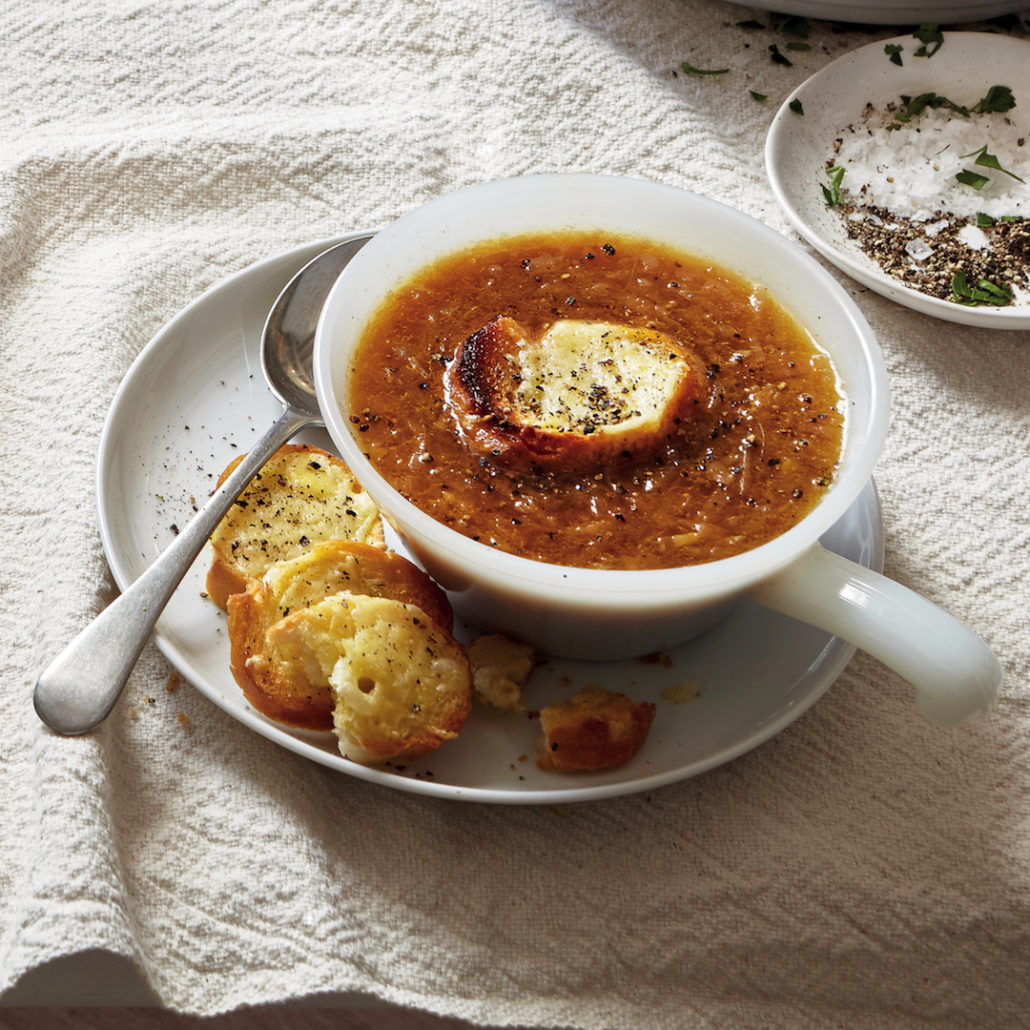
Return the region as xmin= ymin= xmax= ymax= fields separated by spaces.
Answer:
xmin=731 ymin=1 xmax=1030 ymax=23
xmin=766 ymin=32 xmax=1030 ymax=330
xmin=97 ymin=236 xmax=884 ymax=804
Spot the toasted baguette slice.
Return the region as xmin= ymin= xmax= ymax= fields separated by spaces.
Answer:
xmin=227 ymin=539 xmax=453 ymax=730
xmin=446 ymin=317 xmax=708 ymax=473
xmin=268 ymin=595 xmax=471 ymax=764
xmin=206 ymin=443 xmax=384 ymax=609
xmin=537 ymin=684 xmax=656 ymax=772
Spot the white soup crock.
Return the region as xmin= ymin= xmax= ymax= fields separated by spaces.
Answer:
xmin=313 ymin=174 xmax=1001 ymax=727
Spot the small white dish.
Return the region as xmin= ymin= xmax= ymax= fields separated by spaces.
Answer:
xmin=766 ymin=32 xmax=1030 ymax=330
xmin=97 ymin=236 xmax=883 ymax=804
xmin=729 ymin=0 xmax=1030 ymax=23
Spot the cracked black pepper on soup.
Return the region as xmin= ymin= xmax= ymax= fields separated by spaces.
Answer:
xmin=346 ymin=231 xmax=844 ymax=570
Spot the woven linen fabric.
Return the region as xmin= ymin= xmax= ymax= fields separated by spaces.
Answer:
xmin=2 ymin=1 xmax=1029 ymax=1027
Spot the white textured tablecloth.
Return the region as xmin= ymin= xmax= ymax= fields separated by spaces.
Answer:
xmin=2 ymin=1 xmax=1029 ymax=1026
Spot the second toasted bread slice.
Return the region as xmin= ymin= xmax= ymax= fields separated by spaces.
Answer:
xmin=446 ymin=317 xmax=709 ymax=473
xmin=227 ymin=539 xmax=453 ymax=730
xmin=206 ymin=443 xmax=384 ymax=610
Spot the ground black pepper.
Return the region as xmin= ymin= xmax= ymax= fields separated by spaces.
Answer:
xmin=839 ymin=200 xmax=1030 ymax=303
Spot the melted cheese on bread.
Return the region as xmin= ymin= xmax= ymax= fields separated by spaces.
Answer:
xmin=267 ymin=595 xmax=471 ymax=765
xmin=446 ymin=317 xmax=708 ymax=473
xmin=226 ymin=539 xmax=453 ymax=730
xmin=514 ymin=321 xmax=689 ymax=433
xmin=206 ymin=443 xmax=384 ymax=609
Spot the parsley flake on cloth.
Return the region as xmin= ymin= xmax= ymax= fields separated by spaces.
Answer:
xmin=680 ymin=60 xmax=729 ymax=76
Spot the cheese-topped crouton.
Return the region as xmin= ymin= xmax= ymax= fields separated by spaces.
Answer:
xmin=446 ymin=316 xmax=709 ymax=473
xmin=206 ymin=443 xmax=384 ymax=609
xmin=268 ymin=595 xmax=471 ymax=764
xmin=227 ymin=539 xmax=453 ymax=730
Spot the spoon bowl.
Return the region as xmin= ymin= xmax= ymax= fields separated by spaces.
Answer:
xmin=264 ymin=240 xmax=369 ymax=410
xmin=33 ymin=235 xmax=371 ymax=735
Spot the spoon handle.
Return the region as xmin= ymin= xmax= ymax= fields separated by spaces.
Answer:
xmin=34 ymin=406 xmax=319 ymax=735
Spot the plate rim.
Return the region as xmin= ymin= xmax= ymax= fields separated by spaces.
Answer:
xmin=734 ymin=1 xmax=1030 ymax=23
xmin=765 ymin=31 xmax=1030 ymax=331
xmin=96 ymin=236 xmax=885 ymax=804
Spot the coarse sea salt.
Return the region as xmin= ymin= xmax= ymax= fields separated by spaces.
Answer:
xmin=904 ymin=238 xmax=934 ymax=261
xmin=834 ymin=105 xmax=1028 ymax=221
xmin=957 ymin=223 xmax=990 ymax=251
xmin=828 ymin=95 xmax=1030 ymax=308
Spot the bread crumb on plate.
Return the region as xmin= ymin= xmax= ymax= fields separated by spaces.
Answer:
xmin=468 ymin=633 xmax=534 ymax=712
xmin=537 ymin=684 xmax=655 ymax=772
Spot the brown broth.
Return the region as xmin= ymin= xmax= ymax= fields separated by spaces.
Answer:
xmin=347 ymin=232 xmax=844 ymax=570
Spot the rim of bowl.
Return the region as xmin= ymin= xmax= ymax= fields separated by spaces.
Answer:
xmin=314 ymin=173 xmax=890 ymax=606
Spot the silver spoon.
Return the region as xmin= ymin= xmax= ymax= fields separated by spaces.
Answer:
xmin=34 ymin=235 xmax=372 ymax=735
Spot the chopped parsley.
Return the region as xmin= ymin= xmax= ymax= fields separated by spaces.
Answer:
xmin=972 ymin=85 xmax=1017 ymax=114
xmin=960 ymin=144 xmax=1026 ymax=183
xmin=821 ymin=164 xmax=845 ymax=207
xmin=769 ymin=13 xmax=809 ymax=38
xmin=680 ymin=60 xmax=729 ymax=76
xmin=899 ymin=92 xmax=966 ymax=118
xmin=736 ymin=19 xmax=765 ymax=29
xmin=789 ymin=98 xmax=805 ymax=115
xmin=884 ymin=43 xmax=904 ymax=66
xmin=951 ymin=271 xmax=1013 ymax=306
xmin=749 ymin=90 xmax=767 ymax=102
xmin=912 ymin=23 xmax=944 ymax=58
xmin=768 ymin=43 xmax=792 ymax=67
xmin=973 ymin=212 xmax=1021 ymax=227
xmin=885 ymin=85 xmax=1018 ymax=130
xmin=956 ymin=169 xmax=990 ymax=190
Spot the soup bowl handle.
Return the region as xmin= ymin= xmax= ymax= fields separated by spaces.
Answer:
xmin=748 ymin=543 xmax=1002 ymax=726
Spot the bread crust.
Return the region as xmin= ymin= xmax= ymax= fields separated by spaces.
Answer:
xmin=206 ymin=443 xmax=384 ymax=609
xmin=227 ymin=539 xmax=453 ymax=730
xmin=446 ymin=316 xmax=709 ymax=474
xmin=537 ymin=684 xmax=656 ymax=772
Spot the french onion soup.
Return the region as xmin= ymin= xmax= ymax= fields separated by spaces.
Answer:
xmin=346 ymin=231 xmax=844 ymax=570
